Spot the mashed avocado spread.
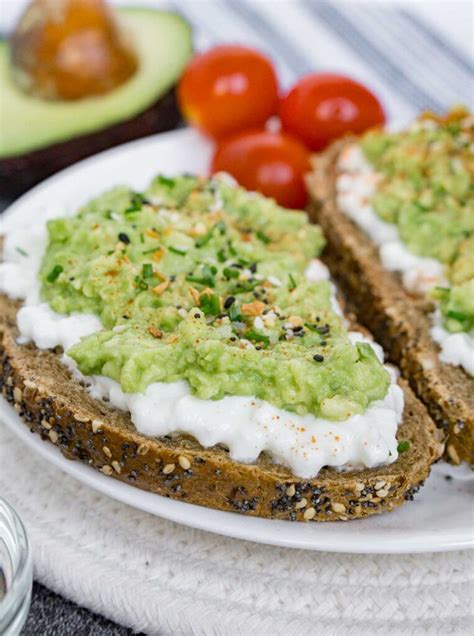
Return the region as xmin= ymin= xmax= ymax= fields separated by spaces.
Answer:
xmin=360 ymin=108 xmax=474 ymax=333
xmin=40 ymin=175 xmax=390 ymax=420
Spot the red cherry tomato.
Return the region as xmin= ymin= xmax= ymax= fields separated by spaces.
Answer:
xmin=280 ymin=73 xmax=386 ymax=151
xmin=178 ymin=45 xmax=279 ymax=139
xmin=211 ymin=130 xmax=310 ymax=208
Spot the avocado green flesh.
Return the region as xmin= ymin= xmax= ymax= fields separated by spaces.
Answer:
xmin=360 ymin=110 xmax=474 ymax=333
xmin=0 ymin=9 xmax=192 ymax=158
xmin=40 ymin=177 xmax=390 ymax=420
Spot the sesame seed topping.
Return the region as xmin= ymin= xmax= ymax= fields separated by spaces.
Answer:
xmin=178 ymin=455 xmax=191 ymax=470
xmin=13 ymin=387 xmax=22 ymax=403
xmin=303 ymin=507 xmax=316 ymax=520
xmin=163 ymin=463 xmax=175 ymax=475
xmin=102 ymin=446 xmax=112 ymax=458
xmin=295 ymin=498 xmax=308 ymax=510
xmin=91 ymin=419 xmax=102 ymax=433
xmin=286 ymin=484 xmax=296 ymax=497
xmin=137 ymin=443 xmax=150 ymax=456
xmin=112 ymin=461 xmax=122 ymax=474
xmin=374 ymin=480 xmax=386 ymax=490
xmin=48 ymin=430 xmax=58 ymax=444
xmin=332 ymin=502 xmax=346 ymax=514
xmin=376 ymin=489 xmax=389 ymax=498
xmin=102 ymin=465 xmax=113 ymax=475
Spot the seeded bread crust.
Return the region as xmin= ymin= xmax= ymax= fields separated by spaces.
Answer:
xmin=0 ymin=294 xmax=442 ymax=521
xmin=307 ymin=140 xmax=474 ymax=466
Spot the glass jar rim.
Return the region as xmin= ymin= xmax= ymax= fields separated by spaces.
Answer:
xmin=0 ymin=498 xmax=33 ymax=634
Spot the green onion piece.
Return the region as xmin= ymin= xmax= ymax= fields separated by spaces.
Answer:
xmin=125 ymin=192 xmax=146 ymax=214
xmin=245 ymin=330 xmax=270 ymax=346
xmin=186 ymin=275 xmax=215 ymax=288
xmin=397 ymin=441 xmax=411 ymax=453
xmin=142 ymin=263 xmax=153 ymax=278
xmin=168 ymin=246 xmax=187 ymax=256
xmin=256 ymin=230 xmax=271 ymax=244
xmin=134 ymin=275 xmax=148 ymax=291
xmin=46 ymin=264 xmax=63 ymax=283
xmin=228 ymin=242 xmax=237 ymax=256
xmin=229 ymin=303 xmax=241 ymax=321
xmin=199 ymin=292 xmax=220 ymax=316
xmin=288 ymin=273 xmax=297 ymax=290
xmin=157 ymin=175 xmax=175 ymax=187
xmin=217 ymin=249 xmax=227 ymax=263
xmin=223 ymin=267 xmax=240 ymax=280
xmin=15 ymin=247 xmax=28 ymax=257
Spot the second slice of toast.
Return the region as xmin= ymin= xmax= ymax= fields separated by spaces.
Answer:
xmin=308 ymin=141 xmax=474 ymax=465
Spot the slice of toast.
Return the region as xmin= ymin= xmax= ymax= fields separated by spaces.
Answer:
xmin=307 ymin=140 xmax=474 ymax=466
xmin=0 ymin=293 xmax=442 ymax=521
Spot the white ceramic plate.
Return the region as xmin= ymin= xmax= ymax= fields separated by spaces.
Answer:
xmin=1 ymin=128 xmax=473 ymax=554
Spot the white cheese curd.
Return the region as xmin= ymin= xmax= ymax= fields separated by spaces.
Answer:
xmin=431 ymin=312 xmax=474 ymax=377
xmin=336 ymin=143 xmax=473 ymax=374
xmin=0 ymin=205 xmax=403 ymax=477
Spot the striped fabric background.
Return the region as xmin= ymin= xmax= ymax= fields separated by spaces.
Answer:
xmin=1 ymin=0 xmax=473 ymax=125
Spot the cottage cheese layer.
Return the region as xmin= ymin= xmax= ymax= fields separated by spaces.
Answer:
xmin=0 ymin=202 xmax=402 ymax=478
xmin=336 ymin=144 xmax=474 ymax=377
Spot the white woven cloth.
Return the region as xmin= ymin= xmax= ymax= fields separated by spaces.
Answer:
xmin=0 ymin=425 xmax=473 ymax=635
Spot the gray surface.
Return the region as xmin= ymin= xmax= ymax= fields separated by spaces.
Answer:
xmin=22 ymin=583 xmax=138 ymax=635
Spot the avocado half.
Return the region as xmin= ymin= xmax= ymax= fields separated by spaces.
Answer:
xmin=0 ymin=8 xmax=192 ymax=196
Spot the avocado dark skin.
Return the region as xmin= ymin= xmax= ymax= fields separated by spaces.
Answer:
xmin=0 ymin=87 xmax=181 ymax=198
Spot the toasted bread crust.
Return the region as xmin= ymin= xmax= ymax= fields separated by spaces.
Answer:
xmin=0 ymin=294 xmax=442 ymax=521
xmin=307 ymin=140 xmax=474 ymax=466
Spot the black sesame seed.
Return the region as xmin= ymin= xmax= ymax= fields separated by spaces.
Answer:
xmin=118 ymin=232 xmax=130 ymax=244
xmin=313 ymin=354 xmax=324 ymax=362
xmin=224 ymin=296 xmax=236 ymax=309
xmin=250 ymin=263 xmax=257 ymax=273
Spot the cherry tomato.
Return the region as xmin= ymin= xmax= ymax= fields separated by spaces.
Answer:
xmin=280 ymin=73 xmax=386 ymax=151
xmin=211 ymin=130 xmax=310 ymax=208
xmin=178 ymin=45 xmax=279 ymax=139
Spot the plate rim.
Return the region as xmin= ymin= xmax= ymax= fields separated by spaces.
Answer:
xmin=1 ymin=399 xmax=473 ymax=554
xmin=1 ymin=128 xmax=473 ymax=555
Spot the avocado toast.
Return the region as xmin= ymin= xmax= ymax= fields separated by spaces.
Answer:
xmin=0 ymin=175 xmax=441 ymax=521
xmin=308 ymin=109 xmax=474 ymax=465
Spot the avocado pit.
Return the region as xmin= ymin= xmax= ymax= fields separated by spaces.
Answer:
xmin=11 ymin=0 xmax=138 ymax=101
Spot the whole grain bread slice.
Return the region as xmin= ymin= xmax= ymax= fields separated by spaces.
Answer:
xmin=307 ymin=140 xmax=474 ymax=466
xmin=0 ymin=293 xmax=442 ymax=521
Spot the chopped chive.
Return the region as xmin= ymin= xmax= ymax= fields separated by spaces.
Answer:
xmin=142 ymin=247 xmax=160 ymax=255
xmin=157 ymin=175 xmax=175 ymax=187
xmin=195 ymin=231 xmax=213 ymax=248
xmin=246 ymin=330 xmax=270 ymax=346
xmin=214 ymin=220 xmax=226 ymax=235
xmin=397 ymin=440 xmax=410 ymax=453
xmin=168 ymin=246 xmax=187 ymax=256
xmin=256 ymin=230 xmax=271 ymax=244
xmin=223 ymin=267 xmax=240 ymax=280
xmin=229 ymin=303 xmax=241 ymax=321
xmin=185 ymin=275 xmax=215 ymax=288
xmin=125 ymin=193 xmax=146 ymax=214
xmin=46 ymin=264 xmax=63 ymax=283
xmin=228 ymin=242 xmax=237 ymax=256
xmin=217 ymin=248 xmax=227 ymax=263
xmin=237 ymin=257 xmax=250 ymax=266
xmin=140 ymin=233 xmax=145 ymax=244
xmin=142 ymin=263 xmax=153 ymax=278
xmin=134 ymin=275 xmax=148 ymax=290
xmin=15 ymin=247 xmax=28 ymax=257
xmin=288 ymin=273 xmax=297 ymax=290
xmin=199 ymin=292 xmax=220 ymax=316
